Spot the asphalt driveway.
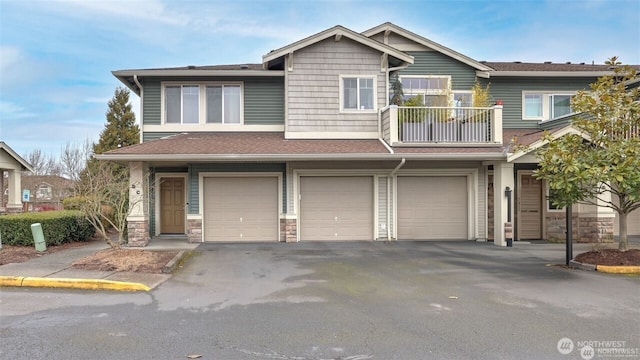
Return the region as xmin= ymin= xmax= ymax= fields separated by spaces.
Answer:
xmin=2 ymin=240 xmax=638 ymax=359
xmin=147 ymin=240 xmax=640 ymax=359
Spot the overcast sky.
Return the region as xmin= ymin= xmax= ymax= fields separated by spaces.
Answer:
xmin=1 ymin=0 xmax=639 ymax=159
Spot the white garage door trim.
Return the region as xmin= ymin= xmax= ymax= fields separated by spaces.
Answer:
xmin=199 ymin=172 xmax=282 ymax=242
xmin=393 ymin=169 xmax=478 ymax=240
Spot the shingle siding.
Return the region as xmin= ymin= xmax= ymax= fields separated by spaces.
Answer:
xmin=286 ymin=37 xmax=385 ymax=134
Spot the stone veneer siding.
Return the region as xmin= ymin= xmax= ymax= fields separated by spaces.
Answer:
xmin=546 ymin=213 xmax=614 ymax=242
xmin=280 ymin=218 xmax=297 ymax=242
xmin=128 ymin=219 xmax=150 ymax=247
xmin=187 ymin=218 xmax=203 ymax=243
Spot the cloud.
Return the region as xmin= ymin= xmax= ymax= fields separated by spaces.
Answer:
xmin=0 ymin=101 xmax=36 ymax=120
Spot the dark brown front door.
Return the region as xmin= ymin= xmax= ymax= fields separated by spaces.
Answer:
xmin=518 ymin=173 xmax=542 ymax=239
xmin=160 ymin=178 xmax=185 ymax=234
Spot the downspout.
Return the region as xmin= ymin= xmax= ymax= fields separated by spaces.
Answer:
xmin=133 ymin=75 xmax=144 ymax=144
xmin=387 ymin=158 xmax=406 ymax=241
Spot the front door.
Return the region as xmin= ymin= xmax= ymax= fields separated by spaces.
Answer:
xmin=518 ymin=173 xmax=542 ymax=239
xmin=160 ymin=178 xmax=185 ymax=234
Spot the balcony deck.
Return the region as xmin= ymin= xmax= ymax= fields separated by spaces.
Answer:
xmin=381 ymin=105 xmax=503 ymax=146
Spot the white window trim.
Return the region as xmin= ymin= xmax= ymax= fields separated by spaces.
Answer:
xmin=161 ymin=81 xmax=244 ymax=125
xmin=522 ymin=91 xmax=575 ymax=122
xmin=546 ymin=183 xmax=566 ymax=212
xmin=339 ymin=75 xmax=378 ymax=113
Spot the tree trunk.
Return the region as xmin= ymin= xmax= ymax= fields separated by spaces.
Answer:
xmin=618 ymin=211 xmax=628 ymax=251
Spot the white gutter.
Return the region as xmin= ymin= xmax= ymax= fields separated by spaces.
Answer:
xmin=94 ymin=152 xmax=506 ymax=162
xmin=133 ymin=75 xmax=144 ymax=143
xmin=477 ymin=70 xmax=614 ymax=78
xmin=387 ymin=158 xmax=405 ymax=240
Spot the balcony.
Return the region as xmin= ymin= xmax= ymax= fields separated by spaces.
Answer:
xmin=380 ymin=105 xmax=503 ymax=145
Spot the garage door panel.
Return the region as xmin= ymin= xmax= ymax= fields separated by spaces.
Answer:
xmin=398 ymin=176 xmax=467 ymax=240
xmin=204 ymin=177 xmax=278 ymax=242
xmin=300 ymin=177 xmax=373 ymax=241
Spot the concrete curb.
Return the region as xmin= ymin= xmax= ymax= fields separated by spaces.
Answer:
xmin=162 ymin=250 xmax=187 ymax=274
xmin=569 ymin=260 xmax=596 ymax=271
xmin=568 ymin=260 xmax=640 ymax=274
xmin=0 ymin=276 xmax=150 ymax=292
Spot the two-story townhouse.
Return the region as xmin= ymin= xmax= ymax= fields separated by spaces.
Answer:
xmin=97 ymin=22 xmax=638 ymax=247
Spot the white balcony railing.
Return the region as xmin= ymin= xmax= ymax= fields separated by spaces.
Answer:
xmin=381 ymin=105 xmax=503 ymax=145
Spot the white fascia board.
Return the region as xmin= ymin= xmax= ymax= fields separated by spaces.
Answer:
xmin=262 ymin=25 xmax=414 ymax=64
xmin=362 ymin=23 xmax=493 ymax=72
xmin=485 ymin=71 xmax=613 ymax=78
xmin=95 ymin=152 xmax=506 ymax=162
xmin=0 ymin=142 xmax=34 ymax=172
xmin=112 ymin=69 xmax=284 ymax=77
xmin=506 ymin=125 xmax=587 ymax=162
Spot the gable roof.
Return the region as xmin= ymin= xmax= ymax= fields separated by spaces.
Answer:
xmin=361 ymin=22 xmax=494 ymax=72
xmin=262 ymin=25 xmax=414 ymax=66
xmin=505 ymin=126 xmax=589 ymax=162
xmin=0 ymin=142 xmax=33 ymax=172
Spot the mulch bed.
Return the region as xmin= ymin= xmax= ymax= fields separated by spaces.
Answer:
xmin=71 ymin=249 xmax=179 ymax=273
xmin=574 ymin=249 xmax=640 ymax=266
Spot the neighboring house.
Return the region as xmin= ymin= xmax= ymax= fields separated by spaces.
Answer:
xmin=98 ymin=22 xmax=639 ymax=246
xmin=0 ymin=142 xmax=33 ymax=213
xmin=20 ymin=175 xmax=75 ymax=208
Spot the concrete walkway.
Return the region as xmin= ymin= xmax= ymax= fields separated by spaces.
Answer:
xmin=0 ymin=238 xmax=198 ymax=291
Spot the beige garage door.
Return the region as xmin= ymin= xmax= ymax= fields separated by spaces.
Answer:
xmin=300 ymin=176 xmax=374 ymax=241
xmin=397 ymin=176 xmax=468 ymax=240
xmin=203 ymin=177 xmax=278 ymax=242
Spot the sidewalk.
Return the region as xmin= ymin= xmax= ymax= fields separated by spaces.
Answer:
xmin=0 ymin=238 xmax=198 ymax=292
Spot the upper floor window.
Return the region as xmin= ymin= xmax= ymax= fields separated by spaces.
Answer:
xmin=341 ymin=76 xmax=376 ymax=111
xmin=400 ymin=75 xmax=451 ymax=106
xmin=164 ymin=83 xmax=243 ymax=124
xmin=523 ymin=92 xmax=574 ymax=121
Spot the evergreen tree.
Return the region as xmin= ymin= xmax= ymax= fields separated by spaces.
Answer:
xmin=93 ymin=86 xmax=139 ymax=154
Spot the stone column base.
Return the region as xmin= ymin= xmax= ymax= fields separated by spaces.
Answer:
xmin=127 ymin=219 xmax=150 ymax=247
xmin=187 ymin=218 xmax=203 ymax=243
xmin=280 ymin=218 xmax=297 ymax=242
xmin=6 ymin=204 xmax=24 ymax=214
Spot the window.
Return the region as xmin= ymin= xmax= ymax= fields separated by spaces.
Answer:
xmin=547 ymin=186 xmax=565 ymax=211
xmin=550 ymin=94 xmax=572 ymax=118
xmin=523 ymin=92 xmax=574 ymax=121
xmin=400 ymin=76 xmax=450 ymax=106
xmin=453 ymin=91 xmax=473 ymax=107
xmin=342 ymin=76 xmax=375 ymax=111
xmin=166 ymin=85 xmax=199 ymax=124
xmin=164 ymin=83 xmax=242 ymax=124
xmin=206 ymin=85 xmax=241 ymax=124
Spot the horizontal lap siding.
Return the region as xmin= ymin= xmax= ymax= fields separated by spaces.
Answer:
xmin=287 ymin=38 xmax=384 ymax=134
xmin=141 ymin=76 xmax=284 ymax=132
xmin=399 ymin=52 xmax=477 ymax=90
xmin=490 ymin=77 xmax=597 ymax=128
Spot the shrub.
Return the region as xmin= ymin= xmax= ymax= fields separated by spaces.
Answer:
xmin=0 ymin=210 xmax=94 ymax=246
xmin=62 ymin=196 xmax=89 ymax=210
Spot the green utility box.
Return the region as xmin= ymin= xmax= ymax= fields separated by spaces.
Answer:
xmin=31 ymin=223 xmax=47 ymax=252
